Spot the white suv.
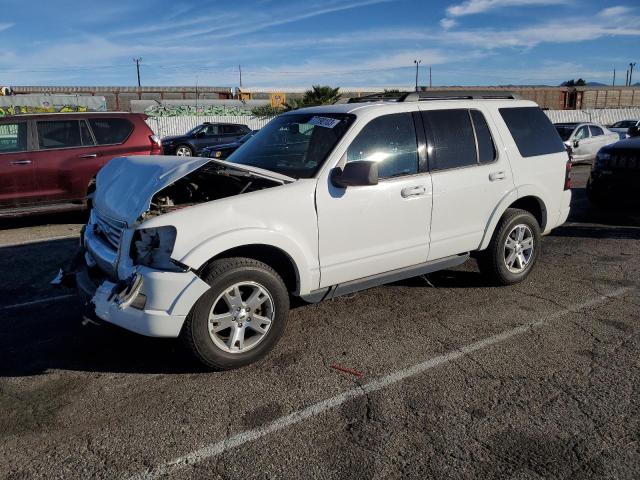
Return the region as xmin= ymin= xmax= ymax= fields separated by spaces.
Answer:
xmin=67 ymin=92 xmax=572 ymax=369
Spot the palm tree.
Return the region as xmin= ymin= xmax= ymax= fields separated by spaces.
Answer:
xmin=289 ymin=85 xmax=341 ymax=109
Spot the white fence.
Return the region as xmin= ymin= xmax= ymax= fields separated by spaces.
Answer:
xmin=146 ymin=115 xmax=273 ymax=137
xmin=146 ymin=108 xmax=640 ymax=138
xmin=544 ymin=108 xmax=640 ymax=125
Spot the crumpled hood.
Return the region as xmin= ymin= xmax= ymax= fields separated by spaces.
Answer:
xmin=94 ymin=155 xmax=210 ymax=225
xmin=94 ymin=155 xmax=295 ymax=226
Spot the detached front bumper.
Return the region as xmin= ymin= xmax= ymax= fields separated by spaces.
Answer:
xmin=76 ymin=250 xmax=210 ymax=338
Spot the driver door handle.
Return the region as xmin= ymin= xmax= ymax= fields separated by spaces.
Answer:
xmin=79 ymin=153 xmax=98 ymax=158
xmin=489 ymin=171 xmax=506 ymax=181
xmin=11 ymin=159 xmax=32 ymax=165
xmin=401 ymin=185 xmax=427 ymax=198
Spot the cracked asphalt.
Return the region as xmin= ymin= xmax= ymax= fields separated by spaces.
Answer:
xmin=1 ymin=165 xmax=639 ymax=479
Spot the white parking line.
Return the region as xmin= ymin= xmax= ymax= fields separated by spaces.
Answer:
xmin=0 ymin=294 xmax=76 ymax=310
xmin=129 ymin=287 xmax=633 ymax=480
xmin=0 ymin=233 xmax=79 ymax=248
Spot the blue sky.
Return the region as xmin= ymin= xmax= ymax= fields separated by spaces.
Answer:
xmin=0 ymin=0 xmax=638 ymax=88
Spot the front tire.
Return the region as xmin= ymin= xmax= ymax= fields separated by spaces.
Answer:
xmin=175 ymin=144 xmax=193 ymax=156
xmin=477 ymin=208 xmax=541 ymax=286
xmin=180 ymin=258 xmax=289 ymax=370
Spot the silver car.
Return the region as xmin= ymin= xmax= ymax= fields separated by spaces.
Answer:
xmin=554 ymin=122 xmax=619 ymax=164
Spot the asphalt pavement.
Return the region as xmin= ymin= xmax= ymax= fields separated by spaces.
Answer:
xmin=1 ymin=165 xmax=639 ymax=479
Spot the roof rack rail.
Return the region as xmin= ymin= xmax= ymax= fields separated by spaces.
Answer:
xmin=347 ymin=90 xmax=520 ymax=104
xmin=403 ymin=91 xmax=520 ymax=102
xmin=347 ymin=92 xmax=410 ymax=103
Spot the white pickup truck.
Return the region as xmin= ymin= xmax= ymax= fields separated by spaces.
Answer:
xmin=66 ymin=92 xmax=572 ymax=369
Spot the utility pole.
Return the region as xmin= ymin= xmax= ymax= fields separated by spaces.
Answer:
xmin=414 ymin=59 xmax=421 ymax=92
xmin=429 ymin=66 xmax=432 ymax=88
xmin=630 ymin=62 xmax=637 ymax=86
xmin=133 ymin=58 xmax=142 ymax=87
xmin=239 ymin=65 xmax=243 ymax=89
xmin=612 ymin=68 xmax=616 ymax=86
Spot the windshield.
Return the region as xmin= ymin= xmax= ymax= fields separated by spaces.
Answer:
xmin=555 ymin=126 xmax=574 ymax=141
xmin=611 ymin=120 xmax=636 ymax=129
xmin=186 ymin=125 xmax=203 ymax=136
xmin=239 ymin=131 xmax=258 ymax=143
xmin=226 ymin=113 xmax=355 ymax=178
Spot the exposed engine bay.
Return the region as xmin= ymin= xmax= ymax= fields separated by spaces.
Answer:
xmin=145 ymin=162 xmax=282 ymax=218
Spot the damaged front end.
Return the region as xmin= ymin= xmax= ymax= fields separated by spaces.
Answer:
xmin=53 ymin=155 xmax=288 ymax=337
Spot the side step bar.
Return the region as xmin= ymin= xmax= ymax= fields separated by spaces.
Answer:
xmin=301 ymin=253 xmax=469 ymax=303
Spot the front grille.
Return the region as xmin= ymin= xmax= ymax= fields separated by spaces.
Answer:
xmin=606 ymin=154 xmax=640 ymax=170
xmin=94 ymin=210 xmax=126 ymax=250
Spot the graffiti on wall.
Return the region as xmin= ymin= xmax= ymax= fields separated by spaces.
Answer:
xmin=0 ymin=104 xmax=91 ymax=116
xmin=145 ymin=104 xmax=253 ymax=117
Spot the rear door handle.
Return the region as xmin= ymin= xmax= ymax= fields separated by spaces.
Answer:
xmin=489 ymin=171 xmax=506 ymax=181
xmin=79 ymin=153 xmax=98 ymax=158
xmin=401 ymin=185 xmax=427 ymax=198
xmin=11 ymin=159 xmax=31 ymax=165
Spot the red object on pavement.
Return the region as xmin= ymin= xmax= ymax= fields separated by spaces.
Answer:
xmin=330 ymin=364 xmax=365 ymax=378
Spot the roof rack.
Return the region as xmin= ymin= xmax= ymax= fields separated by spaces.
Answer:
xmin=347 ymin=92 xmax=409 ymax=103
xmin=347 ymin=90 xmax=520 ymax=104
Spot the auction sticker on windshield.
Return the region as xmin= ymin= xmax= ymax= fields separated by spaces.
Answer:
xmin=308 ymin=116 xmax=342 ymax=128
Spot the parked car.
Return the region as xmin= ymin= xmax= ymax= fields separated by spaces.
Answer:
xmin=63 ymin=92 xmax=571 ymax=370
xmin=0 ymin=112 xmax=161 ymax=217
xmin=554 ymin=122 xmax=619 ymax=164
xmin=587 ymin=134 xmax=640 ymax=205
xmin=200 ymin=130 xmax=259 ymax=159
xmin=161 ymin=123 xmax=251 ymax=156
xmin=608 ymin=119 xmax=640 ymax=139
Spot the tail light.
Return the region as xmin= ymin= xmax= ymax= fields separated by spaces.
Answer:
xmin=564 ymin=151 xmax=572 ymax=191
xmin=149 ymin=135 xmax=162 ymax=155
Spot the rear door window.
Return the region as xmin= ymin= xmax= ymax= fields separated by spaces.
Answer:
xmin=222 ymin=125 xmax=243 ymax=135
xmin=589 ymin=125 xmax=604 ymax=137
xmin=0 ymin=122 xmax=27 ymax=153
xmin=421 ymin=109 xmax=477 ymax=170
xmin=346 ymin=112 xmax=418 ymax=179
xmin=499 ymin=107 xmax=566 ymax=157
xmin=37 ymin=120 xmax=82 ymax=149
xmin=470 ymin=110 xmax=496 ymax=164
xmin=88 ymin=118 xmax=133 ymax=145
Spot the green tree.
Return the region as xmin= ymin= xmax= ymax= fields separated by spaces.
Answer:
xmin=288 ymin=85 xmax=341 ymax=109
xmin=562 ymin=78 xmax=586 ymax=87
xmin=251 ymin=104 xmax=289 ymax=118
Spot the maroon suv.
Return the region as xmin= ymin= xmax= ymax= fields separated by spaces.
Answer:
xmin=0 ymin=112 xmax=162 ymax=217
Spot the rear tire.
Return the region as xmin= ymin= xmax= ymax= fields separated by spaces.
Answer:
xmin=180 ymin=257 xmax=289 ymax=370
xmin=477 ymin=208 xmax=541 ymax=286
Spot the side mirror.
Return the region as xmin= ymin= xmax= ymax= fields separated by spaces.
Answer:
xmin=331 ymin=161 xmax=378 ymax=188
xmin=627 ymin=126 xmax=639 ymax=138
xmin=573 ymin=139 xmax=579 ymax=148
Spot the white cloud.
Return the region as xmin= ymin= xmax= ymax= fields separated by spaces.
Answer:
xmin=440 ymin=18 xmax=458 ymax=29
xmin=0 ymin=23 xmax=14 ymax=32
xmin=446 ymin=0 xmax=568 ymax=17
xmin=599 ymin=6 xmax=632 ymax=17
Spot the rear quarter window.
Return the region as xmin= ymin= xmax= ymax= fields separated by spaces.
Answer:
xmin=88 ymin=118 xmax=133 ymax=145
xmin=499 ymin=107 xmax=565 ymax=158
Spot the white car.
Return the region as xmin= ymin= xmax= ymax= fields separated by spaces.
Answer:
xmin=65 ymin=92 xmax=572 ymax=369
xmin=554 ymin=122 xmax=619 ymax=164
xmin=608 ymin=119 xmax=640 ymax=139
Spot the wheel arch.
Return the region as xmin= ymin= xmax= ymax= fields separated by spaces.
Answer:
xmin=479 ymin=188 xmax=548 ymax=251
xmin=198 ymin=244 xmax=301 ymax=296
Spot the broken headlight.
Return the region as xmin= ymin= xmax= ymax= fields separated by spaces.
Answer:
xmin=131 ymin=226 xmax=181 ymax=271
